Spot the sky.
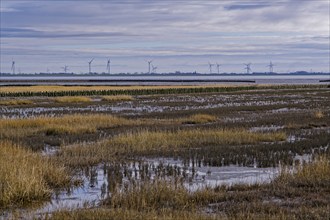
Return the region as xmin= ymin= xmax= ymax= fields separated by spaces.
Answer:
xmin=0 ymin=0 xmax=329 ymax=74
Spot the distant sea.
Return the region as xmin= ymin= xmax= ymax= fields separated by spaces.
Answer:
xmin=0 ymin=74 xmax=329 ymax=85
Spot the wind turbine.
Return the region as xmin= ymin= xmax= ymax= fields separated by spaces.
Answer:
xmin=11 ymin=60 xmax=15 ymax=74
xmin=88 ymin=58 xmax=94 ymax=74
xmin=244 ymin=63 xmax=252 ymax=74
xmin=106 ymin=59 xmax=111 ymax=74
xmin=267 ymin=61 xmax=275 ymax=73
xmin=147 ymin=60 xmax=153 ymax=74
xmin=208 ymin=62 xmax=214 ymax=74
xmin=216 ymin=63 xmax=221 ymax=74
xmin=151 ymin=64 xmax=158 ymax=73
xmin=62 ymin=65 xmax=69 ymax=73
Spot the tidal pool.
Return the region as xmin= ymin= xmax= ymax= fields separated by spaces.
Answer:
xmin=35 ymin=157 xmax=279 ymax=214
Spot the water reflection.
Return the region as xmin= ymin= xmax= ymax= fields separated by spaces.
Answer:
xmin=38 ymin=157 xmax=279 ymax=214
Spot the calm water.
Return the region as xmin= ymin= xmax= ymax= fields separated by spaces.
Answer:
xmin=1 ymin=74 xmax=329 ymax=85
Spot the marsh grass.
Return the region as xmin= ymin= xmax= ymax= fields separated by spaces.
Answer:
xmin=0 ymin=85 xmax=235 ymax=93
xmin=50 ymin=208 xmax=215 ymax=220
xmin=102 ymin=95 xmax=134 ymax=101
xmin=0 ymin=99 xmax=33 ymax=105
xmin=0 ymin=114 xmax=134 ymax=138
xmin=0 ymin=141 xmax=71 ymax=208
xmin=313 ymin=110 xmax=325 ymax=119
xmin=58 ymin=129 xmax=286 ymax=167
xmin=109 ymin=129 xmax=286 ymax=152
xmin=182 ymin=114 xmax=217 ymax=124
xmin=108 ymin=180 xmax=192 ymax=211
xmin=275 ymin=155 xmax=330 ymax=188
xmin=54 ymin=96 xmax=92 ymax=103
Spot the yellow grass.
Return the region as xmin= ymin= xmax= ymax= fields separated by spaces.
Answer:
xmin=276 ymin=155 xmax=330 ymax=187
xmin=0 ymin=114 xmax=135 ymax=138
xmin=109 ymin=129 xmax=286 ymax=152
xmin=102 ymin=95 xmax=134 ymax=101
xmin=50 ymin=208 xmax=214 ymax=220
xmin=182 ymin=114 xmax=217 ymax=124
xmin=0 ymin=141 xmax=71 ymax=207
xmin=110 ymin=180 xmax=191 ymax=211
xmin=0 ymin=99 xmax=33 ymax=105
xmin=59 ymin=129 xmax=286 ymax=166
xmin=313 ymin=110 xmax=324 ymax=119
xmin=0 ymin=85 xmax=239 ymax=93
xmin=54 ymin=96 xmax=92 ymax=103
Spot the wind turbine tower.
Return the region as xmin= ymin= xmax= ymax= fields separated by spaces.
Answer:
xmin=88 ymin=58 xmax=94 ymax=74
xmin=106 ymin=59 xmax=111 ymax=74
xmin=244 ymin=63 xmax=252 ymax=74
xmin=62 ymin=65 xmax=69 ymax=73
xmin=208 ymin=62 xmax=214 ymax=74
xmin=267 ymin=61 xmax=275 ymax=73
xmin=147 ymin=60 xmax=153 ymax=74
xmin=216 ymin=63 xmax=221 ymax=74
xmin=11 ymin=60 xmax=15 ymax=74
xmin=152 ymin=64 xmax=158 ymax=73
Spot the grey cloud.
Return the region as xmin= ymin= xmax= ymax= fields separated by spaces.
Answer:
xmin=1 ymin=27 xmax=137 ymax=38
xmin=225 ymin=3 xmax=271 ymax=11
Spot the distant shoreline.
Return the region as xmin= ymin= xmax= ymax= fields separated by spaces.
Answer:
xmin=1 ymin=72 xmax=329 ymax=77
xmin=1 ymin=74 xmax=328 ymax=86
xmin=0 ymin=79 xmax=256 ymax=86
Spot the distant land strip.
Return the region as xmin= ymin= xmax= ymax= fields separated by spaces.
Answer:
xmin=0 ymin=79 xmax=256 ymax=86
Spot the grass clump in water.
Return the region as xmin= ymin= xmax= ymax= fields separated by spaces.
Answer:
xmin=58 ymin=128 xmax=286 ymax=167
xmin=275 ymin=155 xmax=330 ymax=188
xmin=0 ymin=99 xmax=33 ymax=105
xmin=54 ymin=96 xmax=92 ymax=103
xmin=313 ymin=110 xmax=325 ymax=119
xmin=109 ymin=129 xmax=286 ymax=152
xmin=102 ymin=95 xmax=134 ymax=102
xmin=0 ymin=114 xmax=134 ymax=138
xmin=108 ymin=180 xmax=191 ymax=211
xmin=182 ymin=114 xmax=217 ymax=124
xmin=0 ymin=141 xmax=71 ymax=208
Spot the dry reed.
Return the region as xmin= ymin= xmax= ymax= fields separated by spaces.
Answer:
xmin=0 ymin=99 xmax=33 ymax=105
xmin=58 ymin=128 xmax=286 ymax=167
xmin=0 ymin=141 xmax=71 ymax=208
xmin=50 ymin=208 xmax=215 ymax=220
xmin=0 ymin=114 xmax=135 ymax=138
xmin=102 ymin=95 xmax=134 ymax=101
xmin=0 ymin=85 xmax=236 ymax=93
xmin=54 ymin=96 xmax=92 ymax=103
xmin=182 ymin=114 xmax=217 ymax=124
xmin=275 ymin=155 xmax=330 ymax=188
xmin=313 ymin=110 xmax=325 ymax=119
xmin=109 ymin=129 xmax=286 ymax=152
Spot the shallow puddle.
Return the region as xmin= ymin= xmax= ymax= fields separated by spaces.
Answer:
xmin=250 ymin=125 xmax=284 ymax=132
xmin=35 ymin=157 xmax=279 ymax=214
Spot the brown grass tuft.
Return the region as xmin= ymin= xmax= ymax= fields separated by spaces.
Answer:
xmin=102 ymin=95 xmax=134 ymax=101
xmin=58 ymin=129 xmax=286 ymax=167
xmin=0 ymin=141 xmax=71 ymax=208
xmin=50 ymin=208 xmax=214 ymax=220
xmin=0 ymin=114 xmax=134 ymax=138
xmin=182 ymin=114 xmax=217 ymax=124
xmin=0 ymin=99 xmax=33 ymax=106
xmin=54 ymin=96 xmax=92 ymax=103
xmin=313 ymin=110 xmax=324 ymax=119
xmin=275 ymin=155 xmax=330 ymax=188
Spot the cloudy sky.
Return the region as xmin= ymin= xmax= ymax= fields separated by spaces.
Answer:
xmin=1 ymin=0 xmax=329 ymax=74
